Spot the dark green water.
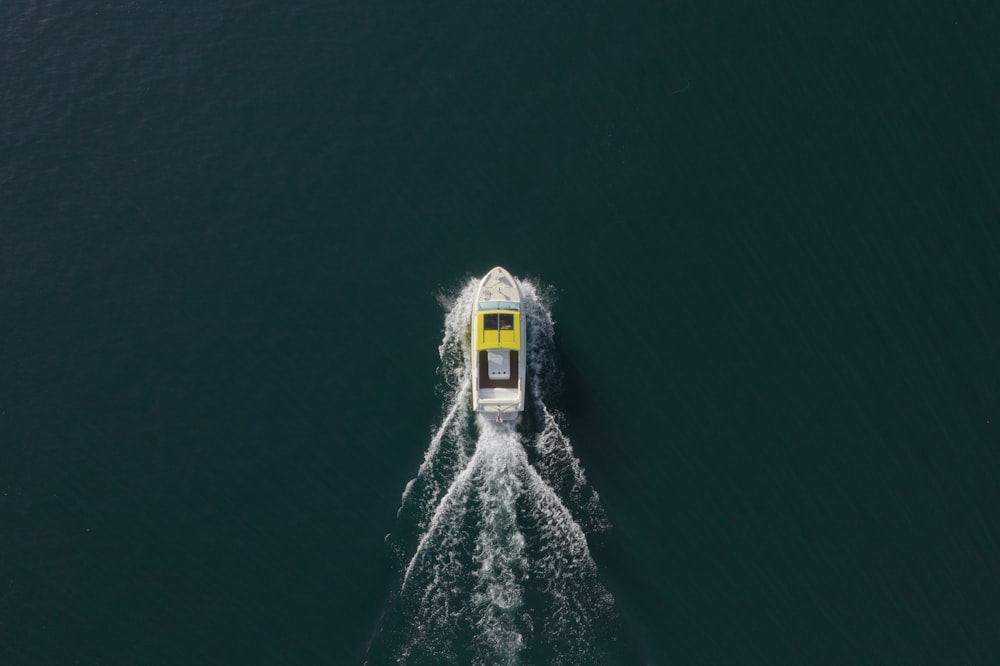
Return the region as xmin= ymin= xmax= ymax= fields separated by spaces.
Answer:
xmin=3 ymin=1 xmax=999 ymax=663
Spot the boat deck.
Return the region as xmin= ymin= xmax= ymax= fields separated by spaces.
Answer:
xmin=478 ymin=350 xmax=519 ymax=389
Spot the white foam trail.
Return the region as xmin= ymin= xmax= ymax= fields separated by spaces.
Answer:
xmin=529 ymin=403 xmax=610 ymax=534
xmin=519 ymin=459 xmax=614 ymax=657
xmin=402 ymin=437 xmax=481 ymax=589
xmin=380 ymin=275 xmax=615 ymax=665
xmin=397 ymin=378 xmax=470 ymax=516
xmin=521 ymin=278 xmax=609 ymax=534
xmin=394 ymin=280 xmax=478 ymax=537
xmin=470 ymin=420 xmax=527 ymax=663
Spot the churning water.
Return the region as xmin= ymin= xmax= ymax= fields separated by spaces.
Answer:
xmin=368 ymin=277 xmax=615 ymax=665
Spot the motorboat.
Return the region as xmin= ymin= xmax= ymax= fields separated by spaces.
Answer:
xmin=471 ymin=266 xmax=526 ymax=422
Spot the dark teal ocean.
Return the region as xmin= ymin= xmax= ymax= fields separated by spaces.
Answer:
xmin=3 ymin=1 xmax=999 ymax=664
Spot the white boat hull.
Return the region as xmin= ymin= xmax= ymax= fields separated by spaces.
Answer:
xmin=470 ymin=267 xmax=527 ymax=422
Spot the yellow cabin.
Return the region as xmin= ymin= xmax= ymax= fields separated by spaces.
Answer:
xmin=474 ymin=310 xmax=522 ymax=351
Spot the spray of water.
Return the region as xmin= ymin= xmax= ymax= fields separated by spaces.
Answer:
xmin=372 ymin=277 xmax=615 ymax=665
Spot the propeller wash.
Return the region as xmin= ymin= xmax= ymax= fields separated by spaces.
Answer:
xmin=369 ymin=276 xmax=616 ymax=665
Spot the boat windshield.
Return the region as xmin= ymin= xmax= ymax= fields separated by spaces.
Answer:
xmin=478 ymin=301 xmax=519 ymax=311
xmin=482 ymin=313 xmax=515 ymax=331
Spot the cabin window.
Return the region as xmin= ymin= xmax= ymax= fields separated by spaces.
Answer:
xmin=483 ymin=313 xmax=515 ymax=331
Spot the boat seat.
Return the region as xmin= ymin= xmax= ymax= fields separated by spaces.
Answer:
xmin=478 ymin=350 xmax=519 ymax=389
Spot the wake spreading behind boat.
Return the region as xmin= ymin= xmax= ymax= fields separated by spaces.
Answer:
xmin=471 ymin=266 xmax=527 ymax=423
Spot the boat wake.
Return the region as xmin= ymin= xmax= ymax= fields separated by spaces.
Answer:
xmin=369 ymin=278 xmax=615 ymax=665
